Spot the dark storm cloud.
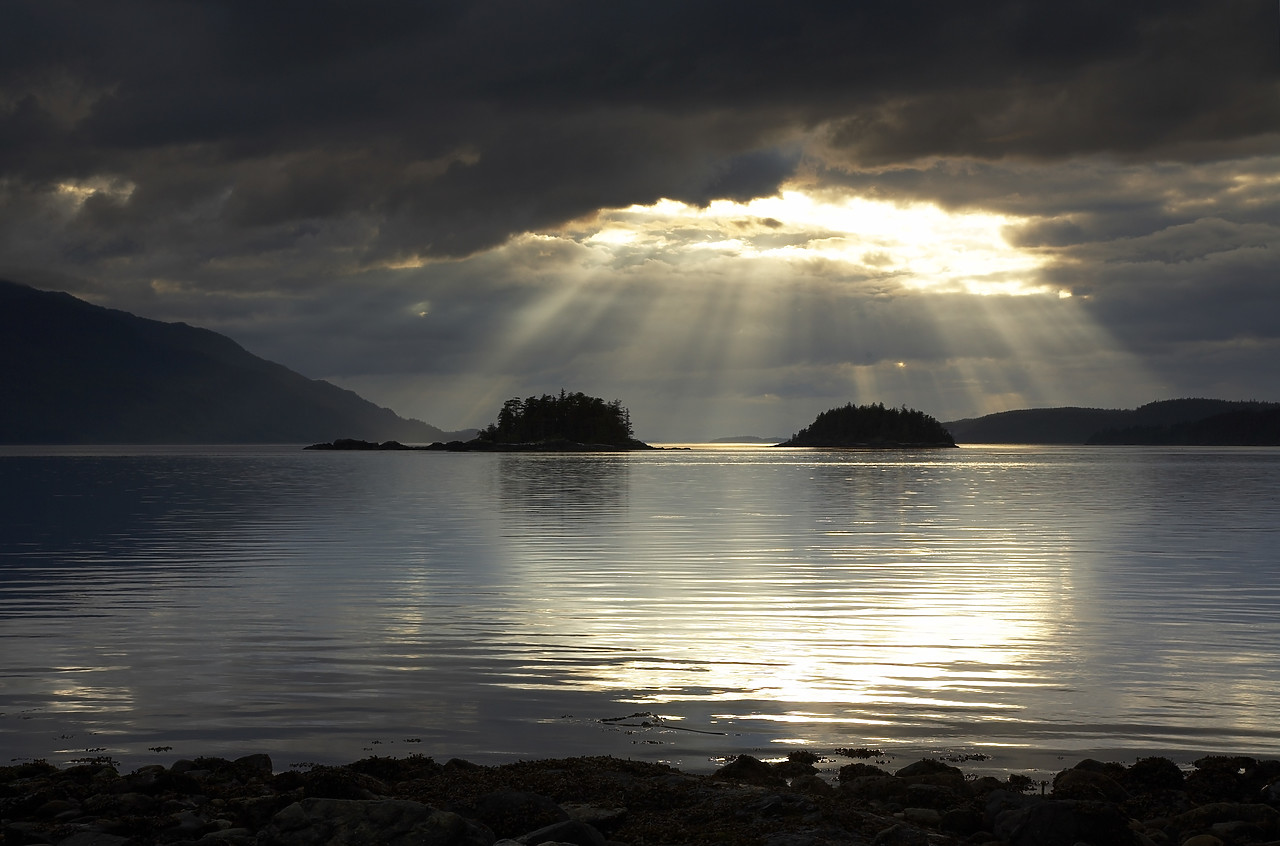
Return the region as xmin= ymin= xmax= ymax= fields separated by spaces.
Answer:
xmin=1 ymin=0 xmax=1277 ymax=434
xmin=2 ymin=0 xmax=1275 ymax=264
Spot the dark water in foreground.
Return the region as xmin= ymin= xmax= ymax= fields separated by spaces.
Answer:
xmin=1 ymin=444 xmax=1278 ymax=776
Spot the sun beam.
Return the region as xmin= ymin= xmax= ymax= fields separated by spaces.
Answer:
xmin=374 ymin=184 xmax=1150 ymax=437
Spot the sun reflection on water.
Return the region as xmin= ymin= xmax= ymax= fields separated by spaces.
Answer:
xmin=486 ymin=449 xmax=1077 ymax=744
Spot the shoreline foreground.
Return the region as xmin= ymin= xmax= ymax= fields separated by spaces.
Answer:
xmin=4 ymin=750 xmax=1279 ymax=846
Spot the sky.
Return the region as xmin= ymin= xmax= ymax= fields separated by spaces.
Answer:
xmin=1 ymin=1 xmax=1277 ymax=441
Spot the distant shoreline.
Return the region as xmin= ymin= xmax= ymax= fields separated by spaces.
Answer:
xmin=304 ymin=437 xmax=665 ymax=451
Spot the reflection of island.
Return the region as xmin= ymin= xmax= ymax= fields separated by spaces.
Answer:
xmin=498 ymin=452 xmax=630 ymax=524
xmin=777 ymin=402 xmax=957 ymax=448
xmin=307 ymin=390 xmax=656 ymax=451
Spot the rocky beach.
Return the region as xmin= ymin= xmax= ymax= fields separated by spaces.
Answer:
xmin=4 ymin=748 xmax=1280 ymax=846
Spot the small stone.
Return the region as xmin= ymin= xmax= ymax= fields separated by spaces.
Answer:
xmin=55 ymin=833 xmax=131 ymax=846
xmin=1210 ymin=819 xmax=1264 ymax=840
xmin=1180 ymin=836 xmax=1224 ymax=846
xmin=1171 ymin=801 xmax=1280 ymax=831
xmin=259 ymin=798 xmax=491 ymax=846
xmin=36 ymin=798 xmax=81 ymax=818
xmin=560 ymin=803 xmax=627 ymax=832
xmin=902 ymin=807 xmax=941 ymax=826
xmin=195 ymin=828 xmax=256 ymax=845
xmin=870 ymin=822 xmax=929 ymax=846
xmin=518 ymin=818 xmax=607 ymax=846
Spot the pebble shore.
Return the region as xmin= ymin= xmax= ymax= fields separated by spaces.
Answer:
xmin=4 ymin=750 xmax=1280 ymax=846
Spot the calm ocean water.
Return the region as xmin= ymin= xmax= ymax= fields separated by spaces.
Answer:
xmin=2 ymin=444 xmax=1278 ymax=776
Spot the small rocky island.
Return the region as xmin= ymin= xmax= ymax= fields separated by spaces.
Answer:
xmin=777 ymin=403 xmax=957 ymax=448
xmin=307 ymin=390 xmax=654 ymax=452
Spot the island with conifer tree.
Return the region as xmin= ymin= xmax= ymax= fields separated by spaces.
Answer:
xmin=307 ymin=390 xmax=654 ymax=451
xmin=777 ymin=402 xmax=957 ymax=448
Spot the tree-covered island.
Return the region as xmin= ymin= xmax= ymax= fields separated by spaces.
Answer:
xmin=777 ymin=402 xmax=957 ymax=448
xmin=473 ymin=390 xmax=651 ymax=449
xmin=307 ymin=390 xmax=653 ymax=450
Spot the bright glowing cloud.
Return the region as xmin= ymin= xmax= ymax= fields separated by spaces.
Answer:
xmin=567 ymin=190 xmax=1056 ymax=297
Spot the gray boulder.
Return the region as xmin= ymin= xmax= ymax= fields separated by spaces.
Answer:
xmin=472 ymin=790 xmax=568 ymax=839
xmin=258 ymin=798 xmax=494 ymax=846
xmin=517 ymin=818 xmax=608 ymax=846
xmin=994 ymin=799 xmax=1142 ymax=846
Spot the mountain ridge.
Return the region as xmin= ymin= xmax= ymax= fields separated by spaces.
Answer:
xmin=0 ymin=279 xmax=461 ymax=444
xmin=944 ymin=398 xmax=1280 ymax=444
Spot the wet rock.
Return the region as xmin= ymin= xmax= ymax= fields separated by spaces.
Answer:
xmin=558 ymin=803 xmax=626 ymax=833
xmin=743 ymin=792 xmax=818 ymax=818
xmin=714 ymin=754 xmax=787 ymax=788
xmin=901 ymin=807 xmax=940 ymax=826
xmin=55 ymin=833 xmax=132 ymax=846
xmin=1209 ymin=818 xmax=1266 ymax=841
xmin=517 ymin=817 xmax=607 ymax=846
xmin=904 ymin=781 xmax=957 ymax=809
xmin=1053 ymin=766 xmax=1130 ymax=801
xmin=10 ymin=751 xmax=1280 ymax=846
xmin=772 ymin=751 xmax=821 ymax=779
xmin=1073 ymin=757 xmax=1129 ymax=780
xmin=870 ymin=822 xmax=929 ymax=845
xmin=232 ymin=754 xmax=273 ymax=777
xmin=839 ymin=774 xmax=907 ymax=803
xmin=893 ymin=759 xmax=965 ymax=786
xmin=983 ymin=787 xmax=1039 ymax=829
xmin=838 ymin=762 xmax=890 ymax=782
xmin=789 ymin=774 xmax=834 ymax=797
xmin=471 ymin=790 xmax=568 ymax=839
xmin=1186 ymin=757 xmax=1256 ymax=803
xmin=258 ymin=798 xmax=492 ymax=846
xmin=995 ymin=798 xmax=1144 ymax=846
xmin=35 ymin=798 xmax=80 ymax=818
xmin=937 ymin=806 xmax=983 ymax=836
xmin=167 ymin=807 xmax=215 ymax=838
xmin=223 ymin=794 xmax=299 ymax=830
xmin=298 ymin=767 xmax=388 ymax=800
xmin=1180 ymin=836 xmax=1225 ymax=846
xmin=1126 ymin=757 xmax=1186 ymax=792
xmin=1171 ymin=800 xmax=1280 ymax=828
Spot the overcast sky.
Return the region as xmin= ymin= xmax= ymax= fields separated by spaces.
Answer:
xmin=2 ymin=1 xmax=1277 ymax=440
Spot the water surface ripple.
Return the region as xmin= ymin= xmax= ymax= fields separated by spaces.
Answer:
xmin=2 ymin=445 xmax=1278 ymax=774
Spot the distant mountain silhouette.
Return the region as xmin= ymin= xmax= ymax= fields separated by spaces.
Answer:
xmin=945 ymin=399 xmax=1280 ymax=444
xmin=0 ymin=279 xmax=457 ymax=444
xmin=1088 ymin=406 xmax=1280 ymax=445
